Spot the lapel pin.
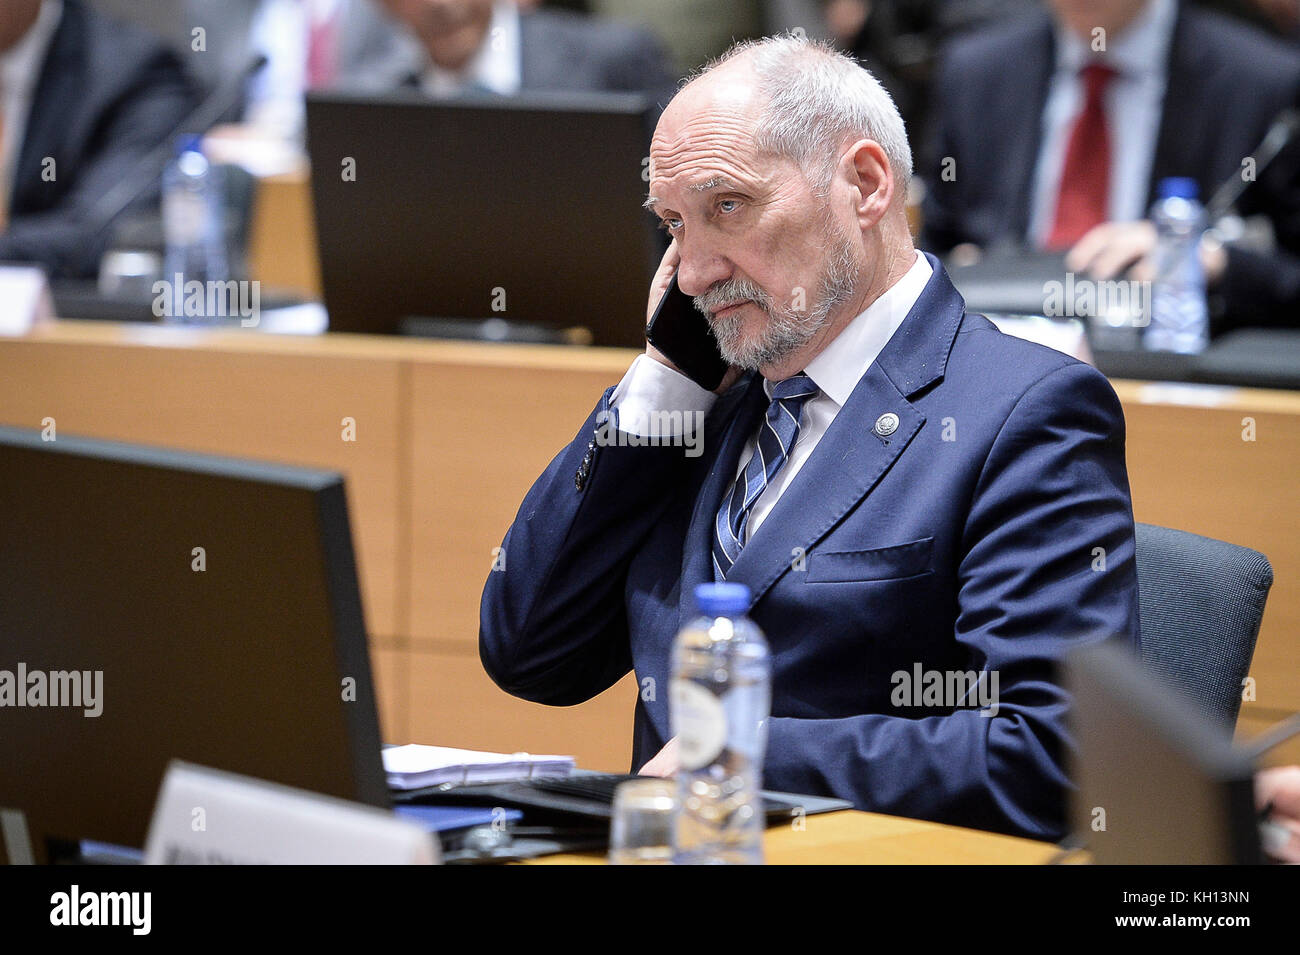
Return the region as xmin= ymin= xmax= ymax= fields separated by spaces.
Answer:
xmin=874 ymin=412 xmax=900 ymax=437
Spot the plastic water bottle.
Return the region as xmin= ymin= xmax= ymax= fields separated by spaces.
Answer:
xmin=671 ymin=582 xmax=770 ymax=865
xmin=1145 ymin=177 xmax=1209 ymax=354
xmin=161 ymin=135 xmax=227 ymax=323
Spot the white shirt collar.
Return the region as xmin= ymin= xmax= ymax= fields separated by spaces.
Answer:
xmin=786 ymin=248 xmax=932 ymax=408
xmin=1 ymin=0 xmax=62 ymax=99
xmin=1054 ymin=0 xmax=1176 ymax=81
xmin=421 ymin=0 xmax=521 ymax=98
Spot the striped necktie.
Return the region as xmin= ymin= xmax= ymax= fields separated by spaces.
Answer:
xmin=712 ymin=373 xmax=819 ymax=580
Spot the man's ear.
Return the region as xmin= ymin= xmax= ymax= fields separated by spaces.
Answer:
xmin=844 ymin=139 xmax=894 ymax=230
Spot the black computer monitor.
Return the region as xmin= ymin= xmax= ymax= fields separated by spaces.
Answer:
xmin=1067 ymin=640 xmax=1261 ymax=864
xmin=305 ymin=90 xmax=662 ymax=347
xmin=0 ymin=427 xmax=387 ymax=863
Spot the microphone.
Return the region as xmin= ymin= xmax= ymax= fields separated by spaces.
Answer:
xmin=1206 ymin=107 xmax=1300 ymax=224
xmin=83 ymin=53 xmax=270 ymax=239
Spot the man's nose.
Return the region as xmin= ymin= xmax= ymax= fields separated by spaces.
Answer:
xmin=676 ymin=247 xmax=731 ymax=299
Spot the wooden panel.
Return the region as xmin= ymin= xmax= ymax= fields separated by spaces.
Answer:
xmin=369 ymin=639 xmax=408 ymax=744
xmin=0 ymin=333 xmax=404 ymax=639
xmin=247 ymin=171 xmax=321 ymax=299
xmin=406 ymin=645 xmax=637 ymax=771
xmin=1115 ymin=382 xmax=1300 ymax=714
xmin=406 ymin=359 xmax=627 ymax=645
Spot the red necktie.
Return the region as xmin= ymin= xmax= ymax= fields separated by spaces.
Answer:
xmin=1046 ymin=63 xmax=1116 ymax=250
xmin=306 ymin=6 xmax=338 ymax=90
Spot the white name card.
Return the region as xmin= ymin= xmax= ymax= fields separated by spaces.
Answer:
xmin=0 ymin=265 xmax=53 ymax=336
xmin=144 ymin=761 xmax=439 ymax=865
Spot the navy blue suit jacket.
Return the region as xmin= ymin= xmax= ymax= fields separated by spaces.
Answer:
xmin=480 ymin=256 xmax=1141 ymax=840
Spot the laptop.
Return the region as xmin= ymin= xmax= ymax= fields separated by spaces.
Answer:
xmin=0 ymin=427 xmax=386 ymax=863
xmin=1067 ymin=640 xmax=1261 ymax=864
xmin=305 ymin=90 xmax=662 ymax=347
xmin=392 ymin=770 xmax=853 ymax=827
xmin=0 ymin=426 xmax=845 ymax=863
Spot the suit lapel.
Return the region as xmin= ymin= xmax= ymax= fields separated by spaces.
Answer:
xmin=723 ymin=365 xmax=922 ymax=607
xmin=684 ymin=254 xmax=966 ymax=612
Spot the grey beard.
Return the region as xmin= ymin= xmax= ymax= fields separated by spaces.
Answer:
xmin=695 ymin=230 xmax=861 ymax=372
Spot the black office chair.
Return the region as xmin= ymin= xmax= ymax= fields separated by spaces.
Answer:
xmin=1134 ymin=523 xmax=1273 ymax=730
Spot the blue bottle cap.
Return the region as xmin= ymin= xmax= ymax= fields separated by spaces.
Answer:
xmin=694 ymin=582 xmax=751 ymax=616
xmin=1157 ymin=177 xmax=1199 ymax=200
xmin=175 ymin=133 xmax=203 ymax=157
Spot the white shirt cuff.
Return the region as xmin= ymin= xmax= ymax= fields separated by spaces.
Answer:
xmin=609 ymin=354 xmax=718 ymax=437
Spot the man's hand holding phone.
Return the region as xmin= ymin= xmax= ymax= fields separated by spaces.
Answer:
xmin=645 ymin=241 xmax=742 ymax=395
xmin=644 ymin=239 xmax=682 ymax=335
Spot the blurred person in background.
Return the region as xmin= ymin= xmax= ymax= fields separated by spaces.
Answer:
xmin=0 ymin=0 xmax=196 ymax=278
xmin=821 ymin=0 xmax=1038 ymax=135
xmin=342 ymin=0 xmax=677 ymax=108
xmin=824 ymin=0 xmax=1296 ymax=134
xmin=135 ymin=0 xmax=673 ymax=142
xmin=922 ymin=0 xmax=1300 ymax=333
xmin=591 ymin=0 xmax=766 ymax=76
xmin=177 ymin=0 xmax=370 ymax=138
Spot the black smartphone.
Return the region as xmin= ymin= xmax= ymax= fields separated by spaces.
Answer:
xmin=645 ymin=271 xmax=730 ymax=391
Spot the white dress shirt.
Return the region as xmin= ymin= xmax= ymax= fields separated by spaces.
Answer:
xmin=419 ymin=0 xmax=521 ymax=98
xmin=0 ymin=0 xmax=62 ymax=213
xmin=611 ymin=248 xmax=933 ymax=537
xmin=246 ymin=0 xmax=346 ymax=137
xmin=1028 ymin=0 xmax=1176 ymax=246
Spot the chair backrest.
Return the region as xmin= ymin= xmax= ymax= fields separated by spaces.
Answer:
xmin=1134 ymin=523 xmax=1273 ymax=730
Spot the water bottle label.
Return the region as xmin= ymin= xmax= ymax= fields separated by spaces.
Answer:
xmin=164 ymin=192 xmax=206 ymax=245
xmin=670 ymin=680 xmax=727 ymax=770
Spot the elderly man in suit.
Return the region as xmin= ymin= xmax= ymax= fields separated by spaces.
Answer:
xmin=0 ymin=0 xmax=197 ymax=278
xmin=923 ymin=0 xmax=1300 ymax=333
xmin=479 ymin=34 xmax=1141 ymax=840
xmin=351 ymin=0 xmax=677 ymax=105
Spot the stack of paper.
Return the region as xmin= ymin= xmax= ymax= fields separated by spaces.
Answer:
xmin=383 ymin=744 xmax=575 ymax=791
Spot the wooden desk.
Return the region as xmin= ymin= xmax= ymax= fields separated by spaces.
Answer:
xmin=247 ymin=169 xmax=321 ymax=299
xmin=1 ymin=321 xmax=1296 ymax=770
xmin=524 ymin=809 xmax=1060 ymax=865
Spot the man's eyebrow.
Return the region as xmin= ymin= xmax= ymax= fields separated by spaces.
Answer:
xmin=688 ymin=176 xmax=740 ymax=193
xmin=643 ymin=176 xmax=744 ymax=211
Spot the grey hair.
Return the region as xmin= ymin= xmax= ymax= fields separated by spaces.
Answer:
xmin=682 ymin=33 xmax=912 ymax=192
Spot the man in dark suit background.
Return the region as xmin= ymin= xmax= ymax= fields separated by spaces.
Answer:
xmin=480 ymin=35 xmax=1140 ymax=840
xmin=345 ymin=0 xmax=677 ymax=106
xmin=923 ymin=0 xmax=1300 ymax=332
xmin=0 ymin=0 xmax=197 ymax=279
xmin=101 ymin=1 xmax=675 ymax=133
